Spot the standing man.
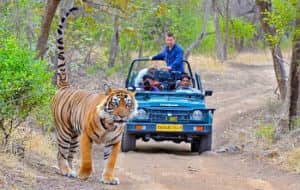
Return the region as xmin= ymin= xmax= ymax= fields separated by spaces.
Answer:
xmin=151 ymin=32 xmax=184 ymax=73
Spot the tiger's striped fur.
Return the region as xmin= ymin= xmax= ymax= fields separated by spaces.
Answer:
xmin=52 ymin=7 xmax=137 ymax=185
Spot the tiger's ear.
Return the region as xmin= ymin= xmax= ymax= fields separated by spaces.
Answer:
xmin=131 ymin=91 xmax=136 ymax=96
xmin=104 ymin=83 xmax=112 ymax=95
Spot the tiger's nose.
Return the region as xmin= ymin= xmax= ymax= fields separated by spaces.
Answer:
xmin=119 ymin=115 xmax=127 ymax=120
xmin=114 ymin=115 xmax=127 ymax=121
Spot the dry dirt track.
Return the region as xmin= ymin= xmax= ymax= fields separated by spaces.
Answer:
xmin=6 ymin=62 xmax=300 ymax=190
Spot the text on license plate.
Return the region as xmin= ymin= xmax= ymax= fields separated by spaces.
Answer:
xmin=156 ymin=124 xmax=183 ymax=132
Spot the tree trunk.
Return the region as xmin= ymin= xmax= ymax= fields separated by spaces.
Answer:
xmin=256 ymin=0 xmax=287 ymax=100
xmin=184 ymin=0 xmax=211 ymax=60
xmin=36 ymin=0 xmax=60 ymax=59
xmin=212 ymin=0 xmax=225 ymax=62
xmin=288 ymin=3 xmax=300 ymax=128
xmin=25 ymin=3 xmax=34 ymax=49
xmin=108 ymin=15 xmax=119 ymax=67
xmin=138 ymin=44 xmax=143 ymax=58
xmin=223 ymin=0 xmax=230 ymax=60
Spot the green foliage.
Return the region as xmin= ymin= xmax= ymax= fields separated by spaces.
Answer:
xmin=167 ymin=1 xmax=207 ymax=48
xmin=263 ymin=0 xmax=296 ymax=47
xmin=221 ymin=18 xmax=256 ymax=47
xmin=32 ymin=104 xmax=54 ymax=133
xmin=0 ymin=0 xmax=44 ymax=50
xmin=255 ymin=123 xmax=275 ymax=143
xmin=106 ymin=63 xmax=126 ymax=76
xmin=118 ymin=0 xmax=217 ymax=57
xmin=85 ymin=63 xmax=105 ymax=75
xmin=289 ymin=116 xmax=300 ymax=130
xmin=0 ymin=34 xmax=55 ymax=139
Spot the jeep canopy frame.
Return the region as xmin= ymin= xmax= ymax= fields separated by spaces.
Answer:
xmin=125 ymin=58 xmax=196 ymax=89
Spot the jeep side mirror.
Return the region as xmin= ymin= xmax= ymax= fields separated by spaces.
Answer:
xmin=205 ymin=90 xmax=213 ymax=96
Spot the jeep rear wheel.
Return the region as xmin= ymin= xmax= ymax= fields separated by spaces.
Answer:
xmin=121 ymin=130 xmax=136 ymax=152
xmin=191 ymin=134 xmax=212 ymax=153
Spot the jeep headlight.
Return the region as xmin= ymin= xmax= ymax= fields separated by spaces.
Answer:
xmin=191 ymin=110 xmax=203 ymax=120
xmin=136 ymin=109 xmax=149 ymax=120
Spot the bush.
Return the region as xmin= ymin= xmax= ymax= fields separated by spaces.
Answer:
xmin=0 ymin=35 xmax=55 ymax=144
xmin=255 ymin=123 xmax=275 ymax=143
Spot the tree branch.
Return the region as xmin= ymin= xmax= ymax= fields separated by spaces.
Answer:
xmin=184 ymin=0 xmax=211 ymax=60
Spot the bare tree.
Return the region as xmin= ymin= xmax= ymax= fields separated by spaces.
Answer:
xmin=212 ymin=0 xmax=225 ymax=62
xmin=36 ymin=0 xmax=61 ymax=59
xmin=256 ymin=0 xmax=287 ymax=101
xmin=108 ymin=15 xmax=120 ymax=67
xmin=223 ymin=0 xmax=230 ymax=60
xmin=288 ymin=3 xmax=300 ymax=128
xmin=184 ymin=0 xmax=211 ymax=60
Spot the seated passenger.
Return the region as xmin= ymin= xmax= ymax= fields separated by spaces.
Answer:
xmin=142 ymin=74 xmax=160 ymax=92
xmin=177 ymin=74 xmax=194 ymax=91
xmin=134 ymin=67 xmax=159 ymax=88
xmin=135 ymin=68 xmax=149 ymax=88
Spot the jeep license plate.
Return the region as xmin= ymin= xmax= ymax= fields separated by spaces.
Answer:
xmin=156 ymin=124 xmax=183 ymax=132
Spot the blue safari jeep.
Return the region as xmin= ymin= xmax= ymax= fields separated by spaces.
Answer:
xmin=122 ymin=58 xmax=215 ymax=153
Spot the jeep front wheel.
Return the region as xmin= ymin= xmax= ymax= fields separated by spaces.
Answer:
xmin=191 ymin=134 xmax=212 ymax=153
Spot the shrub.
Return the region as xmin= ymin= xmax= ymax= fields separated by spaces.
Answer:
xmin=255 ymin=123 xmax=275 ymax=143
xmin=0 ymin=35 xmax=55 ymax=144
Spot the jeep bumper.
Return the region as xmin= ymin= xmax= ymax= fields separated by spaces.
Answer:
xmin=126 ymin=122 xmax=212 ymax=134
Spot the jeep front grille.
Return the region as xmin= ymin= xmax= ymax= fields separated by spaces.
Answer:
xmin=149 ymin=109 xmax=190 ymax=123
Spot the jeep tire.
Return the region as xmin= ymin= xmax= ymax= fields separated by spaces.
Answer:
xmin=121 ymin=130 xmax=136 ymax=152
xmin=191 ymin=134 xmax=212 ymax=153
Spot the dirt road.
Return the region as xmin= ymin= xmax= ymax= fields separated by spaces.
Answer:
xmin=3 ymin=62 xmax=300 ymax=190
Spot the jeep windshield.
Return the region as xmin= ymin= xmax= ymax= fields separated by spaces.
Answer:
xmin=135 ymin=91 xmax=204 ymax=100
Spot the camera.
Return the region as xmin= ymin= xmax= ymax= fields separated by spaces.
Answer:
xmin=143 ymin=80 xmax=151 ymax=91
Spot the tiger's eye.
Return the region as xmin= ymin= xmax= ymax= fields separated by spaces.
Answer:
xmin=126 ymin=99 xmax=132 ymax=107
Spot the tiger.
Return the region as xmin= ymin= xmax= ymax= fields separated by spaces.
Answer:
xmin=52 ymin=7 xmax=137 ymax=185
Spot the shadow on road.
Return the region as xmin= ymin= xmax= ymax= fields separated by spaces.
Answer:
xmin=129 ymin=141 xmax=202 ymax=156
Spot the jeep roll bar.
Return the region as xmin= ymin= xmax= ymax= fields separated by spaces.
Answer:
xmin=125 ymin=58 xmax=195 ymax=88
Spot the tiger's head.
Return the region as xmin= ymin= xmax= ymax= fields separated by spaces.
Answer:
xmin=97 ymin=85 xmax=137 ymax=126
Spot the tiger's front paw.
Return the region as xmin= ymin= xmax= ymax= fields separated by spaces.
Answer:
xmin=78 ymin=168 xmax=92 ymax=181
xmin=100 ymin=177 xmax=120 ymax=185
xmin=66 ymin=170 xmax=77 ymax=178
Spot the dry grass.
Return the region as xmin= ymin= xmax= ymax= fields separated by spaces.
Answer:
xmin=229 ymin=50 xmax=292 ymax=65
xmin=188 ymin=50 xmax=292 ymax=73
xmin=188 ymin=52 xmax=271 ymax=73
xmin=189 ymin=54 xmax=225 ymax=72
xmin=0 ymin=124 xmax=56 ymax=189
xmin=287 ymin=148 xmax=300 ymax=172
xmin=0 ymin=152 xmax=19 ymax=168
xmin=228 ymin=51 xmax=273 ymax=65
xmin=1 ymin=123 xmax=56 ymax=160
xmin=25 ymin=131 xmax=56 ymax=160
xmin=0 ymin=151 xmax=36 ymax=189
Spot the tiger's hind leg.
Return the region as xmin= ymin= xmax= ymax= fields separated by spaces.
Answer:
xmin=78 ymin=131 xmax=93 ymax=180
xmin=66 ymin=135 xmax=79 ymax=178
xmin=100 ymin=141 xmax=121 ymax=185
xmin=56 ymin=126 xmax=76 ymax=177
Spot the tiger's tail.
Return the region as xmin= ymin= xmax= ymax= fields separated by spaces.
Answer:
xmin=56 ymin=7 xmax=79 ymax=88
